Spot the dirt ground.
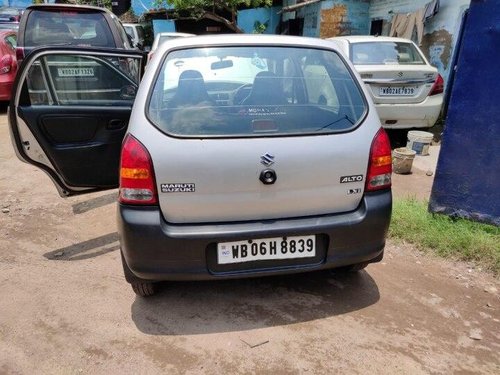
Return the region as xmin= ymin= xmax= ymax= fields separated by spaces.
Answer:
xmin=1 ymin=106 xmax=499 ymax=374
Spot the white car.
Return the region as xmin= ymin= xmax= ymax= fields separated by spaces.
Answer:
xmin=327 ymin=36 xmax=443 ymax=129
xmin=123 ymin=23 xmax=147 ymax=50
xmin=148 ymin=32 xmax=195 ymax=60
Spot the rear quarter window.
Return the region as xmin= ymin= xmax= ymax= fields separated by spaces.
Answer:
xmin=147 ymin=46 xmax=366 ymax=138
xmin=24 ymin=9 xmax=116 ymax=48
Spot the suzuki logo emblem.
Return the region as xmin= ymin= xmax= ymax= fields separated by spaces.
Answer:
xmin=260 ymin=153 xmax=275 ymax=166
xmin=398 ymin=71 xmax=404 ymax=77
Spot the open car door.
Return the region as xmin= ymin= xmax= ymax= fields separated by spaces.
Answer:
xmin=9 ymin=47 xmax=145 ymax=197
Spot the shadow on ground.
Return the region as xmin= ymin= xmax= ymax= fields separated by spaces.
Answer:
xmin=43 ymin=232 xmax=119 ymax=261
xmin=131 ymin=270 xmax=379 ymax=335
xmin=72 ymin=192 xmax=117 ymax=214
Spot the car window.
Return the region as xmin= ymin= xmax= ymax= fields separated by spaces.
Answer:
xmin=351 ymin=42 xmax=425 ymax=65
xmin=124 ymin=25 xmax=134 ymax=39
xmin=110 ymin=14 xmax=131 ymax=48
xmin=24 ymin=9 xmax=115 ymax=47
xmin=5 ymin=34 xmax=16 ymax=49
xmin=147 ymin=46 xmax=365 ymax=137
xmin=136 ymin=26 xmax=144 ymax=40
xmin=24 ymin=53 xmax=142 ymax=106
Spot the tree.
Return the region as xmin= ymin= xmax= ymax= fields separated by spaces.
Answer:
xmin=153 ymin=0 xmax=272 ymax=33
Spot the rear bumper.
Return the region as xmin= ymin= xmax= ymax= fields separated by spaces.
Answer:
xmin=375 ymin=94 xmax=443 ymax=129
xmin=118 ymin=190 xmax=392 ymax=281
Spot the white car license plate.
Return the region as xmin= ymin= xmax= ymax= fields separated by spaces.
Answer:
xmin=57 ymin=67 xmax=95 ymax=77
xmin=217 ymin=235 xmax=316 ymax=264
xmin=379 ymin=86 xmax=416 ymax=96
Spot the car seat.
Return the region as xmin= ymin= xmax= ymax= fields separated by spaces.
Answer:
xmin=242 ymin=71 xmax=288 ymax=106
xmin=169 ymin=70 xmax=213 ymax=108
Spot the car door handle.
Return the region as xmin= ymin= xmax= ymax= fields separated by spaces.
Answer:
xmin=107 ymin=119 xmax=127 ymax=130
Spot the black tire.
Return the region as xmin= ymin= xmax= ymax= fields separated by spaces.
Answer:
xmin=334 ymin=262 xmax=369 ymax=273
xmin=120 ymin=251 xmax=157 ymax=297
xmin=346 ymin=262 xmax=369 ymax=272
xmin=131 ymin=282 xmax=156 ymax=297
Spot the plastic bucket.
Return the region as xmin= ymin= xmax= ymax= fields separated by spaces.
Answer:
xmin=393 ymin=147 xmax=417 ymax=174
xmin=406 ymin=130 xmax=434 ymax=156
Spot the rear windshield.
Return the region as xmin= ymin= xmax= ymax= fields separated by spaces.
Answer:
xmin=24 ymin=9 xmax=115 ymax=47
xmin=147 ymin=46 xmax=366 ymax=137
xmin=351 ymin=42 xmax=425 ymax=65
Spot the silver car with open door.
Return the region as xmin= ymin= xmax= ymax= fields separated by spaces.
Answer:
xmin=10 ymin=35 xmax=392 ymax=297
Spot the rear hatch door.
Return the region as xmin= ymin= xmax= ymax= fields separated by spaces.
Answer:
xmin=138 ymin=41 xmax=379 ymax=224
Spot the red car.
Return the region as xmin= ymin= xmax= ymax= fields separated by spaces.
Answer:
xmin=0 ymin=30 xmax=17 ymax=101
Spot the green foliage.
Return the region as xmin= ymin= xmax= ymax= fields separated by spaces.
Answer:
xmin=389 ymin=198 xmax=500 ymax=274
xmin=152 ymin=0 xmax=273 ymax=32
xmin=253 ymin=20 xmax=268 ymax=34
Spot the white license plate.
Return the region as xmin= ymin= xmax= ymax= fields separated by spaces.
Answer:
xmin=379 ymin=86 xmax=416 ymax=96
xmin=217 ymin=235 xmax=316 ymax=264
xmin=57 ymin=67 xmax=94 ymax=77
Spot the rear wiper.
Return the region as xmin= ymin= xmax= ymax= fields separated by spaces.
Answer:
xmin=316 ymin=114 xmax=355 ymax=131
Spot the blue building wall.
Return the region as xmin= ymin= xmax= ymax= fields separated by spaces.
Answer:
xmin=238 ymin=7 xmax=281 ymax=34
xmin=429 ymin=0 xmax=500 ymax=226
xmin=7 ymin=0 xmax=31 ymax=8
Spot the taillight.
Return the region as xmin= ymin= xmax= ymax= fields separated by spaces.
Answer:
xmin=366 ymin=128 xmax=392 ymax=191
xmin=429 ymin=74 xmax=444 ymax=96
xmin=0 ymin=55 xmax=12 ymax=74
xmin=16 ymin=47 xmax=24 ymax=62
xmin=119 ymin=134 xmax=158 ymax=205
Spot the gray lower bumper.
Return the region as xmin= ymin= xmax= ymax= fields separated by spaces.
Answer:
xmin=118 ymin=190 xmax=392 ymax=281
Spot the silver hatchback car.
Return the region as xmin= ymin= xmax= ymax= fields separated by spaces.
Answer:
xmin=9 ymin=35 xmax=392 ymax=296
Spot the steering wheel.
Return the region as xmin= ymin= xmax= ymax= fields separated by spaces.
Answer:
xmin=232 ymin=83 xmax=253 ymax=105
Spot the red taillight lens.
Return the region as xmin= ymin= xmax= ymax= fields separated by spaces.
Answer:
xmin=0 ymin=55 xmax=12 ymax=74
xmin=366 ymin=128 xmax=392 ymax=191
xmin=119 ymin=134 xmax=158 ymax=205
xmin=429 ymin=74 xmax=444 ymax=96
xmin=16 ymin=47 xmax=24 ymax=62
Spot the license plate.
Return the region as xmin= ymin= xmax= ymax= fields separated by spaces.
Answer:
xmin=57 ymin=67 xmax=94 ymax=77
xmin=379 ymin=86 xmax=416 ymax=96
xmin=217 ymin=235 xmax=316 ymax=264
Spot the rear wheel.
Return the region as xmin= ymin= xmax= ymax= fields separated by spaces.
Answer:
xmin=334 ymin=262 xmax=369 ymax=274
xmin=131 ymin=282 xmax=156 ymax=297
xmin=345 ymin=262 xmax=369 ymax=272
xmin=120 ymin=251 xmax=158 ymax=297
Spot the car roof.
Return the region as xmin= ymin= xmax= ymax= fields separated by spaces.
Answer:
xmin=328 ymin=35 xmax=416 ymax=44
xmin=155 ymin=34 xmax=342 ymax=51
xmin=156 ymin=32 xmax=195 ymax=37
xmin=26 ymin=3 xmax=112 ymax=13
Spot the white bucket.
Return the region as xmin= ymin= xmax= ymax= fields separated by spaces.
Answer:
xmin=393 ymin=147 xmax=417 ymax=174
xmin=406 ymin=130 xmax=434 ymax=156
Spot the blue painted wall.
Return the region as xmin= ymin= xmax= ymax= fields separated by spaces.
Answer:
xmin=152 ymin=19 xmax=176 ymax=33
xmin=429 ymin=0 xmax=500 ymax=226
xmin=238 ymin=7 xmax=281 ymax=34
xmin=6 ymin=0 xmax=31 ymax=8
